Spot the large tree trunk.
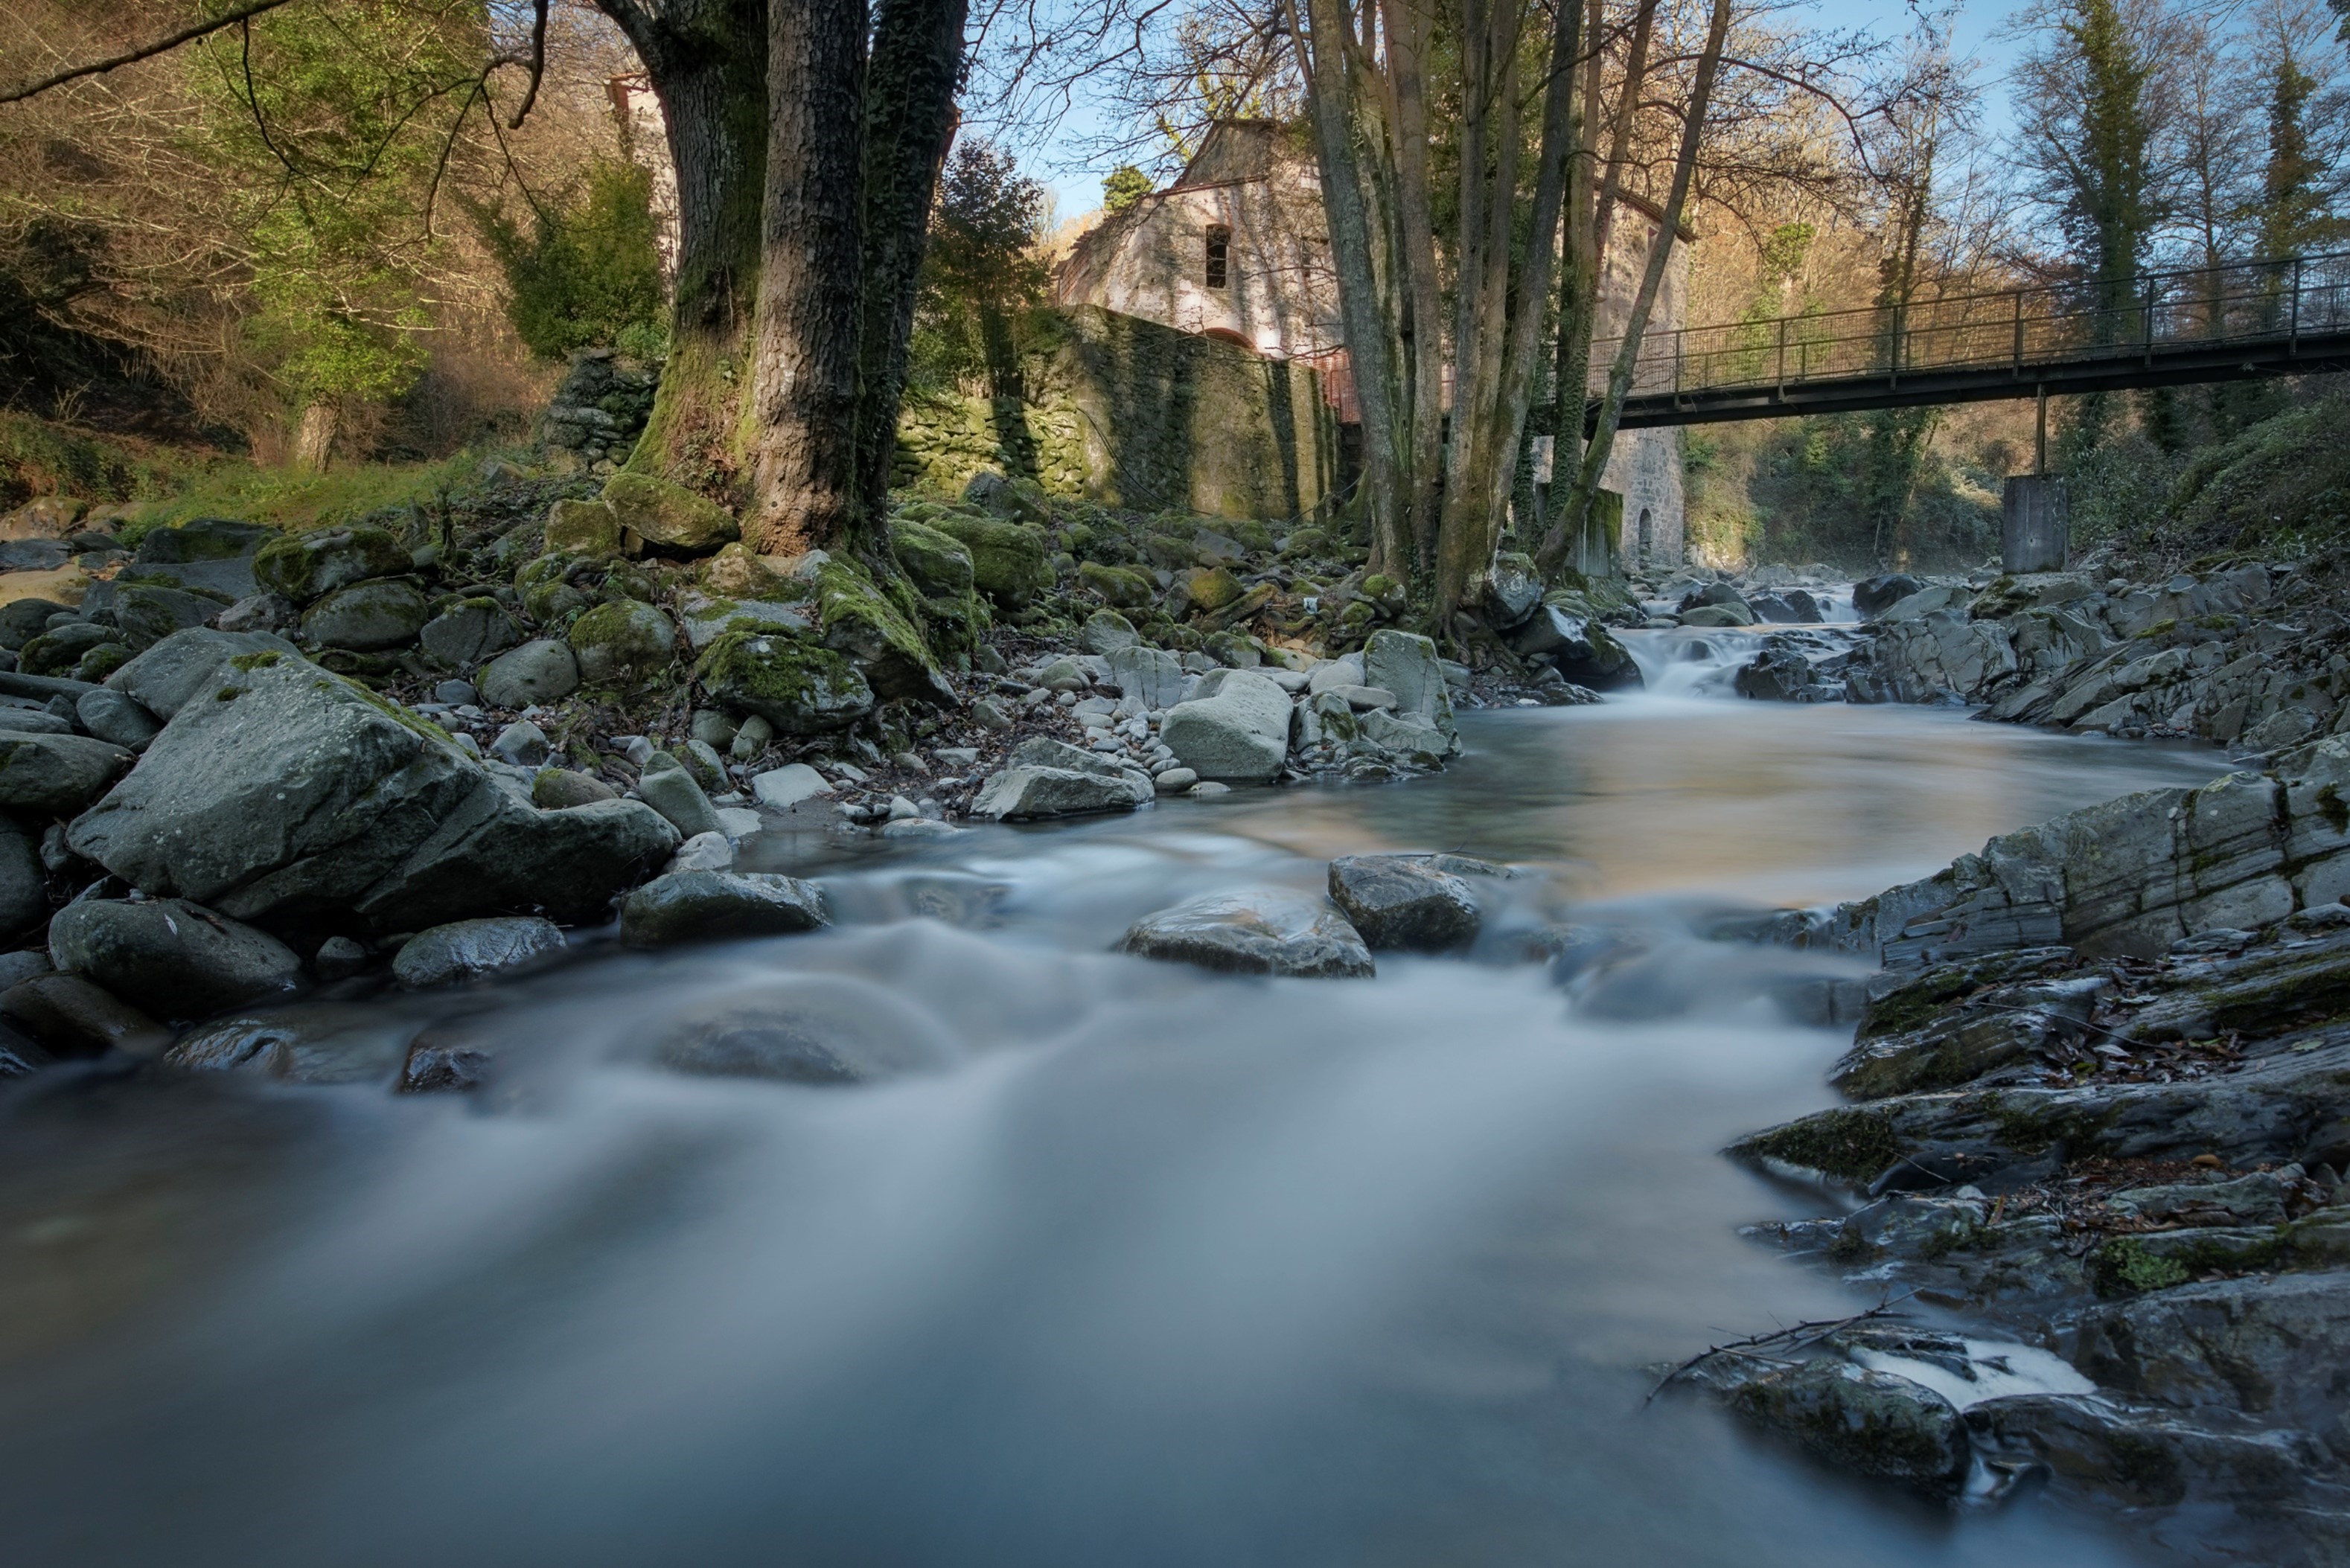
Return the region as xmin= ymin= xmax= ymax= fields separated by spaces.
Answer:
xmin=849 ymin=0 xmax=969 ymax=540
xmin=1381 ymin=0 xmax=1445 ymax=577
xmin=1291 ymin=0 xmax=1409 ymax=578
xmin=290 ymin=401 xmax=338 ymax=473
xmin=1539 ymin=0 xmax=1728 ymax=582
xmin=599 ymin=0 xmax=769 ymax=500
xmin=747 ymin=0 xmax=867 ymax=554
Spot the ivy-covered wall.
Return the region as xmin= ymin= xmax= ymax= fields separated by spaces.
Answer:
xmin=893 ymin=305 xmax=1340 ymax=522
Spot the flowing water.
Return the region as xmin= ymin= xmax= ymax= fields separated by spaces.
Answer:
xmin=0 ymin=690 xmax=2233 ymax=1567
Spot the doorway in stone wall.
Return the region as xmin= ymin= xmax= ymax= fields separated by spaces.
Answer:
xmin=1637 ymin=508 xmax=1653 ymax=563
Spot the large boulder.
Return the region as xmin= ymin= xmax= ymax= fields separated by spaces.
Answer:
xmin=392 ymin=916 xmax=565 ymax=988
xmin=418 ymin=598 xmax=519 ymax=669
xmin=0 ymin=972 xmax=170 ymax=1058
xmin=1159 ymin=668 xmax=1294 ymax=783
xmin=636 ymin=750 xmax=724 ymax=839
xmin=0 ymin=598 xmax=68 ymax=650
xmin=0 ymin=731 xmax=132 ymax=815
xmin=131 ymin=518 xmax=269 ymax=599
xmin=1726 ymin=1360 xmax=1970 ymax=1493
xmin=543 ymin=498 xmax=621 ymax=557
xmin=619 ymin=870 xmax=829 ymax=947
xmin=695 ymin=627 xmax=874 ymax=732
xmin=1108 ymin=644 xmax=1190 ymax=708
xmin=601 ymin=473 xmax=738 ymax=553
xmin=1120 ymin=891 xmax=1374 ymax=978
xmin=971 ymin=740 xmax=1152 ymax=820
xmin=924 ymin=511 xmax=1053 ymax=607
xmin=812 ymin=557 xmax=952 ymax=705
xmin=1507 ymin=607 xmax=1640 ymax=690
xmin=301 ymin=577 xmax=428 ymax=652
xmin=113 ymin=586 xmax=223 ymax=649
xmin=888 ymin=516 xmax=977 ymax=598
xmin=1853 ymin=573 xmax=1922 ymax=618
xmin=47 ymin=896 xmax=302 ymax=1019
xmin=478 ymin=639 xmax=581 ymax=708
xmin=252 ymin=525 xmax=410 ymax=604
xmin=1326 ymin=855 xmax=1481 ymax=950
xmin=1361 ymin=629 xmax=1457 ymax=734
xmin=103 ymin=629 xmax=301 ymax=720
xmin=568 ymin=599 xmax=676 ymax=687
xmin=0 ymin=820 xmax=45 ymax=938
xmin=66 ymin=651 xmax=677 ymax=933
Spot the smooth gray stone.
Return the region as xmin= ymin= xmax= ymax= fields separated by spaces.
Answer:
xmin=47 ymin=896 xmax=303 ymax=1019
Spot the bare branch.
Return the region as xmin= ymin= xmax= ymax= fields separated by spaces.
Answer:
xmin=505 ymin=0 xmax=551 ymax=130
xmin=0 ymin=0 xmax=304 ymax=107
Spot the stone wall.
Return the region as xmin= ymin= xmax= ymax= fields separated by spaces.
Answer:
xmin=893 ymin=306 xmax=1341 ymax=523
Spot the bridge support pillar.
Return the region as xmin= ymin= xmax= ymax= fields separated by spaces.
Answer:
xmin=2002 ymin=474 xmax=2069 ymax=574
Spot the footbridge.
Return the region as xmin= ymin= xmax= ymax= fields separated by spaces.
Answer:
xmin=1592 ymin=252 xmax=2350 ymax=431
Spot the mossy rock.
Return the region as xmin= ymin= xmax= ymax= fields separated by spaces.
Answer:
xmin=813 ymin=557 xmax=951 ymax=705
xmin=1078 ymin=560 xmax=1156 ymax=609
xmin=1227 ymin=519 xmax=1276 ymax=555
xmin=602 ymin=473 xmax=738 ymax=554
xmin=301 ymin=577 xmax=429 ymax=653
xmin=1180 ymin=566 xmax=1244 ymax=612
xmin=695 ymin=626 xmax=875 ymax=733
xmin=532 ymin=767 xmax=617 ymax=809
xmin=1282 ymin=527 xmax=1332 ymax=560
xmin=923 ymin=511 xmax=1054 ymax=607
xmin=889 ymin=516 xmax=976 ymax=598
xmin=568 ymin=599 xmax=677 ymax=689
xmin=545 ymin=498 xmax=622 ymax=558
xmin=71 ymin=642 xmax=135 ymax=684
xmin=252 ymin=525 xmax=410 ymax=605
xmin=698 ymin=542 xmax=808 ymax=602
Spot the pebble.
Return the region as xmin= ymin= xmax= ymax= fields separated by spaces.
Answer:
xmin=670 ymin=831 xmax=735 ymax=871
xmin=490 ymin=720 xmax=549 ymax=767
xmin=1189 ymin=781 xmax=1232 ymax=797
xmin=750 ymin=763 xmax=832 ymax=810
xmin=434 ymin=679 xmax=478 ymax=705
xmin=1154 ymin=767 xmax=1198 ymax=793
xmin=888 ymin=795 xmax=919 ymax=820
xmin=312 ymin=935 xmax=370 ymax=981
xmin=830 ymin=761 xmax=870 ymax=783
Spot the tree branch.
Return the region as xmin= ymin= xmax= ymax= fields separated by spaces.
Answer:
xmin=505 ymin=0 xmax=551 ymax=130
xmin=0 ymin=0 xmax=305 ymax=107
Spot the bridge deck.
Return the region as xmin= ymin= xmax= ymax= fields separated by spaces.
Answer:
xmin=1588 ymin=252 xmax=2350 ymax=431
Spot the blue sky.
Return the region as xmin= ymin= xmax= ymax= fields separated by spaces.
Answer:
xmin=1021 ymin=0 xmax=2035 ymax=221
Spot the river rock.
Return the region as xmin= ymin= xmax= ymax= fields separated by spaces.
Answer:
xmin=1361 ymin=630 xmax=1455 ymax=732
xmin=478 ymin=639 xmax=580 ymax=708
xmin=0 ymin=731 xmax=131 ymax=815
xmin=531 ymin=767 xmax=616 ymax=808
xmin=19 ymin=621 xmax=117 ymax=676
xmin=0 ymin=824 xmax=42 ymax=940
xmin=74 ymin=688 xmax=160 ymax=750
xmin=888 ymin=515 xmax=976 ymax=597
xmin=131 ymin=517 xmax=267 ymax=599
xmin=653 ymin=981 xmax=952 ymax=1085
xmin=103 ymin=628 xmax=301 ymax=719
xmin=0 ymin=599 xmax=68 ymax=650
xmin=750 ymin=762 xmax=833 ymax=810
xmin=0 ymin=706 xmax=71 ymax=736
xmin=48 ymin=896 xmax=302 ymax=1018
xmin=1108 ymin=644 xmax=1188 ymax=708
xmin=544 ymin=498 xmax=621 ymax=557
xmin=971 ymin=755 xmax=1152 ymax=820
xmin=1326 ymin=854 xmax=1481 ymax=950
xmin=252 ymin=525 xmax=410 ymax=604
xmin=68 ymin=650 xmax=677 ymax=932
xmin=165 ymin=1004 xmax=420 ymax=1083
xmin=217 ymin=592 xmax=299 ymax=635
xmin=392 ymin=916 xmax=566 ymax=988
xmin=1508 ymin=607 xmax=1641 ymax=689
xmin=0 ymin=971 xmax=171 ymax=1057
xmin=1725 ymin=1360 xmax=1970 ymax=1493
xmin=569 ymin=598 xmax=675 ymax=686
xmin=1679 ymin=602 xmax=1755 ymax=629
xmin=418 ymin=598 xmax=519 ymax=669
xmin=301 ymin=577 xmax=428 ymax=652
xmin=925 ymin=511 xmax=1053 ymax=606
xmin=670 ymin=831 xmax=734 ymax=871
xmin=601 ymin=473 xmax=738 ymax=553
xmin=694 ymin=627 xmax=874 ymax=733
xmin=114 ymin=585 xmax=223 ymax=648
xmin=637 ymin=750 xmax=724 ymax=839
xmin=1080 ymin=609 xmax=1140 ymax=655
xmin=619 ymin=870 xmax=829 ymax=947
xmin=1120 ymin=891 xmax=1375 ymax=978
xmin=1854 ymin=573 xmax=1922 ymax=618
xmin=1160 ymin=668 xmax=1293 ymax=783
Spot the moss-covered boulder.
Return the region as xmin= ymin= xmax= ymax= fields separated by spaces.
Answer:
xmin=695 ymin=627 xmax=875 ymax=733
xmin=697 ymin=543 xmax=803 ymax=601
xmin=813 ymin=557 xmax=951 ymax=705
xmin=602 ymin=473 xmax=738 ymax=554
xmin=1078 ymin=560 xmax=1156 ymax=608
xmin=1227 ymin=519 xmax=1276 ymax=555
xmin=545 ymin=497 xmax=622 ymax=557
xmin=568 ymin=599 xmax=677 ymax=688
xmin=301 ymin=578 xmax=429 ymax=652
xmin=253 ymin=525 xmax=411 ymax=604
xmin=889 ymin=516 xmax=976 ymax=598
xmin=1179 ymin=565 xmax=1244 ymax=613
xmin=925 ymin=511 xmax=1053 ymax=607
xmin=515 ymin=553 xmax=590 ymax=627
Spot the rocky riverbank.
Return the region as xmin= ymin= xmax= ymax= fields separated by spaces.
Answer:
xmin=0 ymin=457 xmax=1622 ymax=1078
xmin=1677 ymin=735 xmax=2350 ymax=1564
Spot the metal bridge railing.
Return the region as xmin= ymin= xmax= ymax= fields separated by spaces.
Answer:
xmin=1590 ymin=252 xmax=2350 ymax=401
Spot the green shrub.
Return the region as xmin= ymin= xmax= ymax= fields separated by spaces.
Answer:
xmin=474 ymin=161 xmax=665 ymax=361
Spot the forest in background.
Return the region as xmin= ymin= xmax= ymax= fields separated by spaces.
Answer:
xmin=1 ymin=0 xmax=2347 ymax=580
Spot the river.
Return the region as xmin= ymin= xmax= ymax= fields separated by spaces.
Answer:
xmin=0 ymin=679 xmax=2232 ymax=1566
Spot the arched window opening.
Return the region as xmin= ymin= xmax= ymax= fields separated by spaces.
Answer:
xmin=1204 ymin=225 xmax=1232 ymax=289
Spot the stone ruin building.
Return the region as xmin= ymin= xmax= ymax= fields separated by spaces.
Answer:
xmin=1056 ymin=119 xmax=1690 ymax=570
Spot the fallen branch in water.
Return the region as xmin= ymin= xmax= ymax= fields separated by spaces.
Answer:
xmin=1641 ymin=1289 xmax=1919 ymax=1407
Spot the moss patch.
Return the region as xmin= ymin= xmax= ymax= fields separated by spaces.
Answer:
xmin=1730 ymin=1109 xmax=1903 ymax=1184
